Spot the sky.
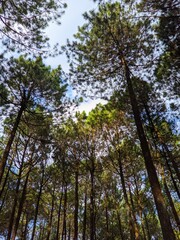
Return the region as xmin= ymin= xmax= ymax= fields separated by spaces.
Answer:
xmin=46 ymin=0 xmax=96 ymax=70
xmin=45 ymin=0 xmax=107 ymax=113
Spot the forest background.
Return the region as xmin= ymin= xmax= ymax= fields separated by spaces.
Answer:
xmin=0 ymin=0 xmax=179 ymax=240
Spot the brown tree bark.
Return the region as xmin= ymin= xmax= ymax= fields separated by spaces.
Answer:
xmin=56 ymin=190 xmax=63 ymax=240
xmin=122 ymin=59 xmax=175 ymax=240
xmin=0 ymin=158 xmax=13 ymax=199
xmin=12 ymin=144 xmax=34 ymax=240
xmin=164 ymin=178 xmax=180 ymax=229
xmin=143 ymin=103 xmax=180 ymax=197
xmin=31 ymin=166 xmax=45 ymax=240
xmin=117 ymin=211 xmax=125 ymax=240
xmin=7 ymin=137 xmax=29 ymax=240
xmin=128 ymin=184 xmax=140 ymax=240
xmin=90 ymin=158 xmax=96 ymax=240
xmin=11 ymin=169 xmax=30 ymax=240
xmin=62 ymin=183 xmax=67 ymax=240
xmin=117 ymin=150 xmax=138 ymax=239
xmin=73 ymin=170 xmax=79 ymax=240
xmin=46 ymin=188 xmax=55 ymax=240
xmin=82 ymin=190 xmax=87 ymax=240
xmin=105 ymin=206 xmax=109 ymax=239
xmin=0 ymin=102 xmax=26 ymax=184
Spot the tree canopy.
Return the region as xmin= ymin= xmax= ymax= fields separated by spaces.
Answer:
xmin=0 ymin=1 xmax=179 ymax=239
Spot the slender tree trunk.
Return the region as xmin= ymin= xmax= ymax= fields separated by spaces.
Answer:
xmin=122 ymin=59 xmax=175 ymax=240
xmin=117 ymin=211 xmax=125 ymax=240
xmin=62 ymin=183 xmax=67 ymax=240
xmin=164 ymin=153 xmax=180 ymax=199
xmin=46 ymin=190 xmax=55 ymax=240
xmin=144 ymin=103 xmax=180 ymax=196
xmin=0 ymin=181 xmax=9 ymax=212
xmin=90 ymin=160 xmax=96 ymax=240
xmin=163 ymin=145 xmax=180 ymax=181
xmin=128 ymin=184 xmax=140 ymax=239
xmin=117 ymin=150 xmax=137 ymax=239
xmin=164 ymin=178 xmax=180 ymax=229
xmin=31 ymin=166 xmax=45 ymax=240
xmin=68 ymin=224 xmax=71 ymax=240
xmin=7 ymin=168 xmax=22 ymax=240
xmin=143 ymin=212 xmax=151 ymax=240
xmin=82 ymin=190 xmax=87 ymax=240
xmin=0 ymin=158 xmax=13 ymax=199
xmin=11 ymin=169 xmax=30 ymax=240
xmin=133 ymin=172 xmax=147 ymax=240
xmin=56 ymin=190 xmax=63 ymax=240
xmin=73 ymin=170 xmax=79 ymax=240
xmin=0 ymin=103 xmax=26 ymax=184
xmin=39 ymin=220 xmax=46 ymax=240
xmin=7 ymin=137 xmax=29 ymax=240
xmin=105 ymin=206 xmax=109 ymax=239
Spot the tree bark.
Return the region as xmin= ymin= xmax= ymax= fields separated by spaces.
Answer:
xmin=56 ymin=190 xmax=63 ymax=240
xmin=144 ymin=103 xmax=180 ymax=197
xmin=117 ymin=211 xmax=125 ymax=240
xmin=11 ymin=170 xmax=30 ymax=240
xmin=62 ymin=183 xmax=67 ymax=240
xmin=117 ymin=150 xmax=137 ymax=239
xmin=0 ymin=103 xmax=26 ymax=184
xmin=7 ymin=137 xmax=29 ymax=240
xmin=90 ymin=159 xmax=96 ymax=240
xmin=122 ymin=59 xmax=175 ymax=240
xmin=128 ymin=184 xmax=140 ymax=239
xmin=82 ymin=190 xmax=87 ymax=240
xmin=46 ymin=189 xmax=55 ymax=240
xmin=73 ymin=171 xmax=79 ymax=240
xmin=31 ymin=166 xmax=45 ymax=240
xmin=0 ymin=158 xmax=13 ymax=199
xmin=164 ymin=178 xmax=180 ymax=229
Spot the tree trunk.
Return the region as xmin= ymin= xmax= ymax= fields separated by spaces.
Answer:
xmin=56 ymin=190 xmax=63 ymax=240
xmin=46 ymin=189 xmax=55 ymax=240
xmin=122 ymin=59 xmax=175 ymax=240
xmin=31 ymin=166 xmax=45 ymax=240
xmin=82 ymin=190 xmax=87 ymax=240
xmin=144 ymin=103 xmax=180 ymax=198
xmin=117 ymin=211 xmax=125 ymax=240
xmin=62 ymin=183 xmax=67 ymax=240
xmin=11 ymin=169 xmax=30 ymax=240
xmin=133 ymin=172 xmax=147 ymax=240
xmin=164 ymin=178 xmax=180 ymax=229
xmin=7 ymin=137 xmax=29 ymax=240
xmin=117 ymin=150 xmax=137 ymax=239
xmin=22 ymin=212 xmax=29 ymax=240
xmin=163 ymin=144 xmax=180 ymax=182
xmin=90 ymin=160 xmax=96 ymax=240
xmin=128 ymin=184 xmax=140 ymax=239
xmin=73 ymin=171 xmax=79 ymax=240
xmin=0 ymin=103 xmax=26 ymax=184
xmin=0 ymin=158 xmax=13 ymax=199
xmin=105 ymin=206 xmax=109 ymax=239
xmin=164 ymin=153 xmax=180 ymax=199
xmin=7 ymin=168 xmax=22 ymax=240
xmin=68 ymin=224 xmax=71 ymax=240
xmin=143 ymin=212 xmax=151 ymax=240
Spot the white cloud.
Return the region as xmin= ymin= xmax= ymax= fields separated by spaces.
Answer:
xmin=78 ymin=99 xmax=107 ymax=114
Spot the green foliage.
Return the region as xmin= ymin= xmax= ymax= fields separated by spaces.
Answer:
xmin=0 ymin=0 xmax=67 ymax=53
xmin=67 ymin=1 xmax=155 ymax=100
xmin=0 ymin=1 xmax=179 ymax=239
xmin=0 ymin=83 xmax=8 ymax=106
xmin=1 ymin=55 xmax=67 ymax=112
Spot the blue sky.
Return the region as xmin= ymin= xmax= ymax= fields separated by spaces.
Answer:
xmin=46 ymin=0 xmax=107 ymax=112
xmin=46 ymin=0 xmax=97 ymax=71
